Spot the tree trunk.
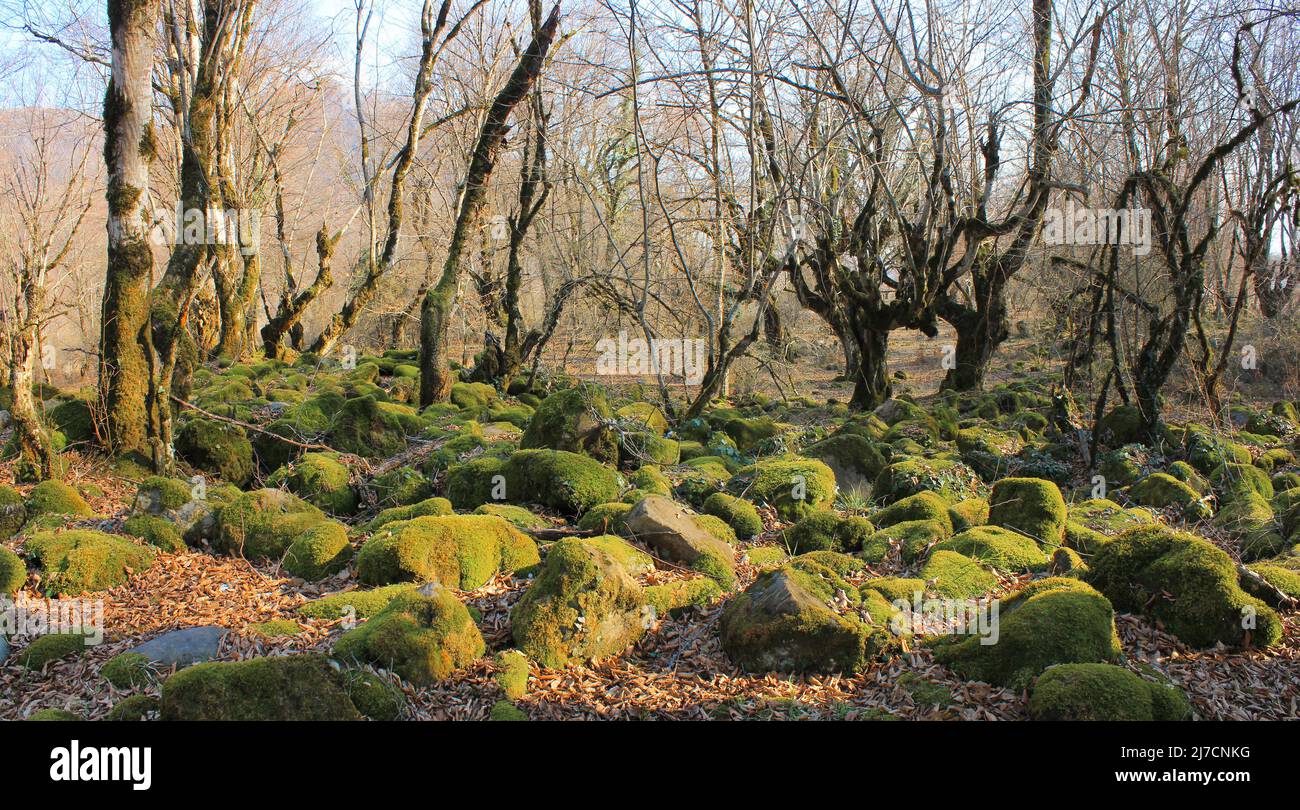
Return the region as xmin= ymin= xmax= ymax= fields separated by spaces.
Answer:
xmin=213 ymin=250 xmax=260 ymax=361
xmin=10 ymin=324 xmax=55 ymax=482
xmin=849 ymin=327 xmax=891 ymax=410
xmin=941 ymin=275 xmax=1010 ymax=391
xmin=419 ymin=4 xmax=560 ymax=406
xmin=263 ymin=226 xmax=336 ymax=359
xmin=99 ymin=0 xmax=156 ymax=457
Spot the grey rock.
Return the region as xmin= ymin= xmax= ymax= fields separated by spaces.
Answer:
xmin=624 ymin=495 xmax=734 ymax=567
xmin=0 ymin=635 xmax=9 ymax=665
xmin=129 ymin=625 xmax=227 ymax=670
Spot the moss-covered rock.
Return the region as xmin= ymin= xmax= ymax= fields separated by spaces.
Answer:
xmin=783 ymin=510 xmax=874 ymax=554
xmin=948 ymin=498 xmax=989 ymax=532
xmin=105 ymin=695 xmax=158 ymax=721
xmin=501 ymin=449 xmax=624 ymax=516
xmin=0 ymin=484 xmax=25 ymax=540
xmin=645 ymin=577 xmax=724 ymax=617
xmin=267 ymin=453 xmax=358 ymax=516
xmin=1067 ymin=498 xmax=1155 ymax=538
xmin=520 ymin=382 xmax=618 ymax=463
xmin=490 ymin=700 xmax=527 ymax=721
xmin=333 ymin=585 xmax=485 ymax=685
xmin=450 ymin=381 xmax=498 ymax=413
xmin=934 ymin=525 xmax=1049 ymax=572
xmin=931 ymin=578 xmax=1121 ymax=688
xmin=160 ymin=654 xmax=361 ymax=720
xmin=1213 ymin=492 xmax=1285 ymax=560
xmin=870 ymin=491 xmax=955 ymax=535
xmin=27 ymin=708 xmax=81 ymax=721
xmin=49 ymin=399 xmax=95 ymax=444
xmin=0 ymin=546 xmax=27 ymax=595
xmin=342 ymin=669 xmax=406 ymax=720
xmin=473 ymin=503 xmax=549 ymax=532
xmin=987 ymin=477 xmax=1067 ymax=546
xmin=369 ymin=467 xmax=434 ymax=508
xmin=175 ymin=418 xmax=254 ymax=487
xmin=616 ymin=402 xmax=669 ymax=435
xmin=511 ymin=537 xmax=648 ymax=668
xmin=212 ymin=489 xmax=327 ymax=561
xmin=18 ymin=632 xmax=89 ymax=669
xmin=1028 ymin=663 xmax=1192 ymax=721
xmin=102 ymin=652 xmax=155 ymax=689
xmin=576 ymin=502 xmax=632 ymax=534
xmin=872 ymin=456 xmax=984 ymax=504
xmin=494 ymin=649 xmax=530 ymax=700
xmin=363 ymin=497 xmax=454 ymax=532
xmin=329 ymin=395 xmax=419 ymax=458
xmin=1098 ymin=405 xmax=1146 ymax=446
xmin=1087 ymin=524 xmax=1282 ymax=648
xmin=25 ymin=480 xmax=93 ymax=521
xmin=297 ymin=583 xmax=418 ymax=621
xmin=619 ymin=431 xmax=681 ymax=466
xmin=860 ymin=519 xmax=948 ymax=564
xmin=719 ymin=556 xmax=898 ymax=674
xmin=356 ymin=514 xmax=539 ymax=589
xmin=731 ymin=457 xmax=836 ymax=521
xmin=283 ymin=521 xmax=353 ymax=580
xmin=25 ymin=530 xmax=156 ymax=595
xmin=1128 ymin=473 xmax=1211 ymax=519
xmin=804 ymin=433 xmax=889 ymax=490
xmin=700 ymin=492 xmax=763 ymax=540
xmin=920 ymin=550 xmax=998 ymax=598
xmin=624 ymin=496 xmax=736 ymax=587
xmin=122 ymin=514 xmax=186 ymax=553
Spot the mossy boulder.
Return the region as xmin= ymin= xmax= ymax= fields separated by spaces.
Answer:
xmin=267 ymin=453 xmax=358 ymax=516
xmin=1128 ymin=473 xmax=1211 ymax=520
xmin=719 ymin=556 xmax=898 ymax=674
xmin=701 ymin=492 xmax=763 ymax=540
xmin=624 ymin=496 xmax=736 ymax=588
xmin=444 ymin=455 xmax=508 ymax=510
xmin=0 ymin=484 xmax=25 ymax=540
xmin=645 ymin=577 xmax=724 ymax=617
xmin=504 ymin=449 xmax=624 ymax=516
xmin=105 ymin=695 xmax=159 ymax=721
xmin=1067 ymin=498 xmax=1154 ymax=537
xmin=49 ymin=399 xmax=95 ymax=444
xmin=1028 ymin=663 xmax=1192 ymax=721
xmin=363 ymin=497 xmax=454 ymax=532
xmin=783 ymin=510 xmax=874 ymax=554
xmin=1212 ymin=462 xmax=1274 ymax=502
xmin=28 ymin=708 xmax=81 ymax=721
xmin=175 ymin=418 xmax=254 ymax=487
xmin=1087 ymin=524 xmax=1282 ymax=648
xmin=934 ymin=525 xmax=1049 ymax=572
xmin=520 ymin=382 xmax=618 ymax=463
xmin=450 ymin=381 xmax=498 ymax=413
xmin=948 ymin=498 xmax=989 ymax=532
xmin=872 ymin=456 xmax=983 ymax=504
xmin=283 ymin=521 xmax=353 ymax=580
xmin=25 ymin=530 xmax=156 ymax=596
xmin=25 ymin=480 xmax=93 ymax=521
xmin=920 ymin=550 xmax=998 ymax=599
xmin=333 ymin=585 xmax=486 ymax=684
xmin=495 ymin=649 xmax=531 ymax=700
xmin=1213 ymin=492 xmax=1285 ymax=560
xmin=511 ymin=537 xmax=648 ymax=668
xmin=619 ymin=431 xmax=680 ymax=466
xmin=870 ymin=491 xmax=954 ymax=535
xmin=212 ymin=489 xmax=327 ymax=561
xmin=931 ymin=578 xmax=1121 ymax=688
xmin=576 ymin=502 xmax=633 ymax=534
xmin=160 ymin=654 xmax=361 ymax=720
xmin=731 ymin=457 xmax=836 ymax=521
xmin=342 ymin=669 xmax=406 ymax=721
xmin=329 ymin=395 xmax=419 ymax=458
xmin=1184 ymin=429 xmax=1251 ymax=475
xmin=18 ymin=632 xmax=89 ymax=669
xmin=297 ymin=583 xmax=419 ymax=621
xmin=0 ymin=546 xmax=27 ymax=594
xmin=860 ymin=519 xmax=948 ymax=564
xmin=987 ymin=477 xmax=1067 ymax=547
xmin=473 ymin=503 xmax=549 ymax=532
xmin=1098 ymin=405 xmax=1146 ymax=446
xmin=369 ymin=467 xmax=434 ymax=508
xmin=803 ymin=433 xmax=889 ymax=494
xmin=102 ymin=652 xmax=155 ymax=689
xmin=356 ymin=514 xmax=538 ymax=589
xmin=122 ymin=514 xmax=186 ymax=552
xmin=616 ymin=402 xmax=669 ymax=435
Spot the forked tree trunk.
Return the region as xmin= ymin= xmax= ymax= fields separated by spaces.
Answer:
xmin=99 ymin=0 xmax=156 ymax=457
xmin=419 ymin=4 xmax=561 ymax=406
xmin=848 ymin=327 xmax=892 ymax=410
xmin=941 ymin=274 xmax=1010 ymax=391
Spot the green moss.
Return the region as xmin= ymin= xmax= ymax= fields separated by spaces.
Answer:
xmin=122 ymin=514 xmax=186 ymax=552
xmin=857 ymin=519 xmax=943 ymax=564
xmin=450 ymin=381 xmax=498 ymax=413
xmin=504 ymin=449 xmax=624 ymax=516
xmin=267 ymin=453 xmax=358 ymax=516
xmin=342 ymin=669 xmax=406 ymax=720
xmin=160 ymin=654 xmax=361 ymax=720
xmin=732 ymin=457 xmax=836 ymax=521
xmin=701 ymin=492 xmax=763 ymax=540
xmin=784 ymin=510 xmax=873 ymax=554
xmin=931 ymin=579 xmax=1121 ymax=689
xmin=102 ymin=652 xmax=154 ymax=688
xmin=1166 ymin=461 xmax=1209 ymax=494
xmin=920 ymin=550 xmax=998 ymax=599
xmin=630 ymin=465 xmax=672 ymax=497
xmin=576 ymin=502 xmax=633 ymax=534
xmin=213 ymin=489 xmax=327 ymax=561
xmin=0 ymin=546 xmax=27 ymax=594
xmin=495 ymin=649 xmax=530 ymax=700
xmin=25 ymin=480 xmax=93 ymax=521
xmin=934 ymin=525 xmax=1049 ymax=572
xmin=862 ymin=576 xmax=927 ymax=604
xmin=1028 ymin=663 xmax=1192 ymax=721
xmin=473 ymin=503 xmax=548 ymax=532
xmin=520 ymin=383 xmax=618 ymax=463
xmin=0 ymin=484 xmax=25 ymax=540
xmin=490 ymin=700 xmax=528 ymax=721
xmin=1184 ymin=428 xmax=1251 ymax=475
xmin=105 ymin=694 xmax=158 ymax=721
xmin=1098 ymin=405 xmax=1146 ymax=445
xmin=870 ymin=491 xmax=955 ymax=535
xmin=1128 ymin=473 xmax=1211 ymax=520
xmin=987 ymin=477 xmax=1067 ymax=546
xmin=363 ymin=497 xmax=454 ymax=532
xmin=297 ymin=583 xmax=418 ymax=620
xmin=328 ymin=395 xmax=419 ymax=458
xmin=645 ymin=577 xmax=724 ymax=618
xmin=1245 ymin=563 xmax=1300 ymax=605
xmin=283 ymin=521 xmax=353 ymax=580
xmin=356 ymin=514 xmax=539 ymax=589
xmin=744 ymin=546 xmax=788 ymax=568
xmin=693 ymin=513 xmax=738 ymax=545
xmin=19 ymin=632 xmax=89 ymax=669
xmin=1068 ymin=498 xmax=1154 ymax=537
xmin=28 ymin=708 xmax=81 ymax=721
xmin=948 ymin=498 xmax=989 ymax=532
xmin=1213 ymin=492 xmax=1285 ymax=560
xmin=689 ymin=546 xmax=737 ymax=590
xmin=616 ymin=402 xmax=669 ymax=435
xmin=872 ymin=456 xmax=984 ymax=504
xmin=1087 ymin=524 xmax=1282 ymax=648
xmin=175 ymin=418 xmax=254 ymax=487
xmin=248 ymin=619 xmax=304 ymax=637
xmin=511 ymin=537 xmax=647 ymax=668
xmin=50 ymin=399 xmax=95 ymax=444
xmin=26 ymin=530 xmax=156 ymax=595
xmin=333 ymin=587 xmax=485 ymax=685
xmin=897 ymin=671 xmax=955 ymax=707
